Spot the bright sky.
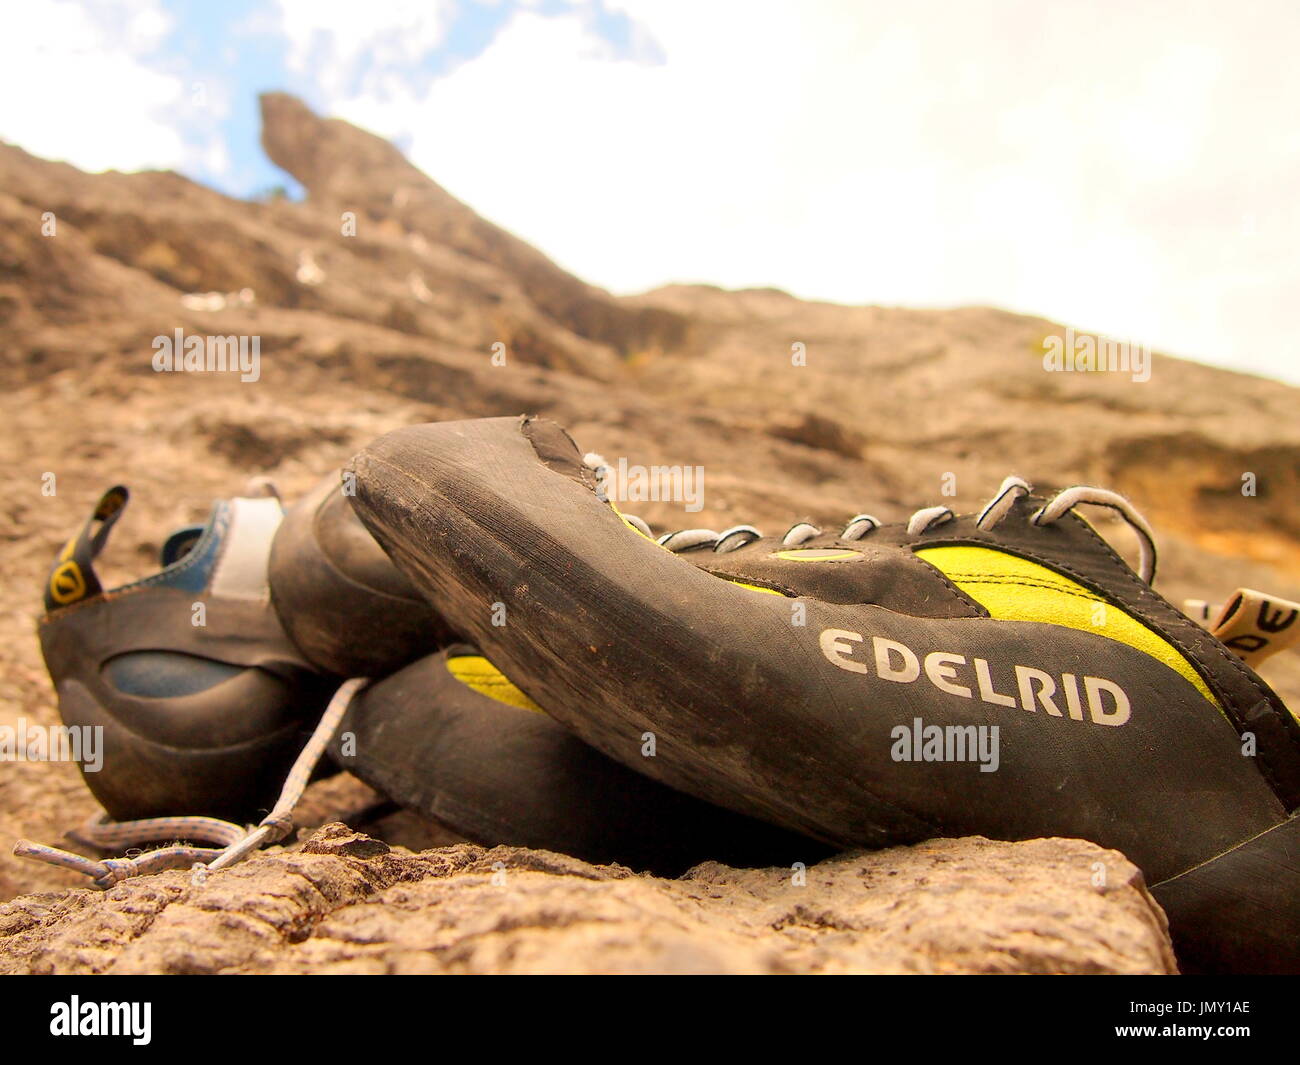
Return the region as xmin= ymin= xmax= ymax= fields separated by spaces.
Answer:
xmin=4 ymin=1 xmax=1299 ymax=383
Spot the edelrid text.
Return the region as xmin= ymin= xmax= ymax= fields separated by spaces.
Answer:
xmin=819 ymin=629 xmax=1131 ymax=726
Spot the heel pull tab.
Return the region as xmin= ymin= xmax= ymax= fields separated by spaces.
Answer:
xmin=44 ymin=486 xmax=129 ymax=613
xmin=1210 ymin=588 xmax=1300 ymax=670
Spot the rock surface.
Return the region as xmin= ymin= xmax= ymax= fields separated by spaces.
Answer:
xmin=0 ymin=825 xmax=1176 ymax=975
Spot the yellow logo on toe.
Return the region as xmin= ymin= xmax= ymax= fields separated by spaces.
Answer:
xmin=49 ymin=560 xmax=86 ymax=605
xmin=446 ymin=655 xmax=545 ymax=714
xmin=49 ymin=535 xmax=87 ymax=605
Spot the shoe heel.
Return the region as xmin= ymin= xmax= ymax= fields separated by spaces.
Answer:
xmin=51 ymin=670 xmax=323 ymax=824
xmin=269 ymin=473 xmax=447 ymax=676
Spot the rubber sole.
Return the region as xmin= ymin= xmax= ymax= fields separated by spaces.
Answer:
xmin=1152 ymin=812 xmax=1300 ymax=974
xmin=330 ymin=649 xmax=829 ymax=875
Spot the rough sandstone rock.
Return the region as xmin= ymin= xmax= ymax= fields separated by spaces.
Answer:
xmin=0 ymin=825 xmax=1176 ymax=975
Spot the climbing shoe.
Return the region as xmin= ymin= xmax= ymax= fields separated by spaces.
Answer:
xmin=37 ymin=467 xmax=452 ymax=824
xmin=37 ymin=484 xmax=336 ymax=824
xmin=347 ymin=414 xmax=1300 ymax=972
xmin=330 ymin=645 xmax=827 ymax=874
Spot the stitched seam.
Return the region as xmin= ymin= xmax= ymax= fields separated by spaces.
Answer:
xmin=903 ymin=553 xmax=988 ymax=618
xmin=125 ymin=509 xmax=223 ymax=592
xmin=943 ymin=573 xmax=1106 ymax=602
xmin=697 ymin=568 xmax=800 ymax=597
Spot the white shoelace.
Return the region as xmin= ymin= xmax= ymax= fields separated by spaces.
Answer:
xmin=587 ymin=461 xmax=1158 ymax=583
xmin=14 ymin=679 xmax=367 ymax=888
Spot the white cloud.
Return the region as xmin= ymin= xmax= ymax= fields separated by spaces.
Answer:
xmin=0 ymin=0 xmax=188 ymax=172
xmin=274 ymin=0 xmax=454 ymax=98
xmin=321 ymin=0 xmax=1300 ymax=382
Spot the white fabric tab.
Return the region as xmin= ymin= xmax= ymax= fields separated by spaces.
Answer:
xmin=1182 ymin=599 xmax=1220 ymax=626
xmin=210 ymin=496 xmax=283 ymax=602
xmin=1209 ymin=588 xmax=1300 ymax=669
